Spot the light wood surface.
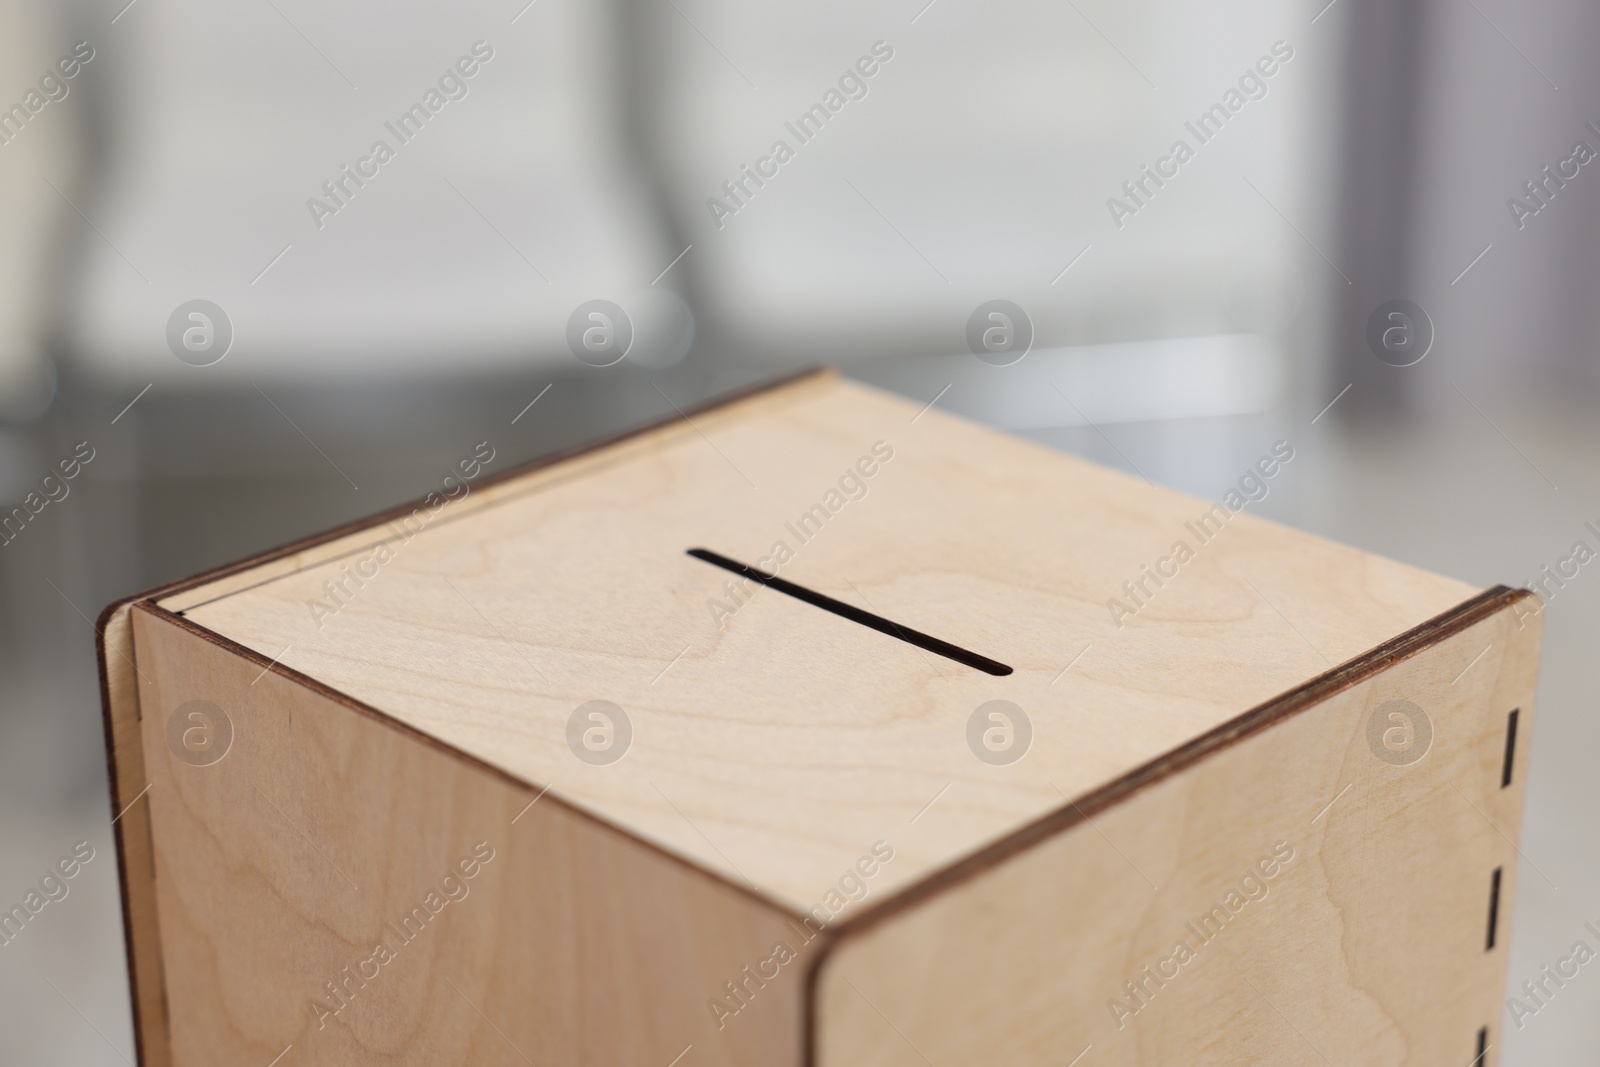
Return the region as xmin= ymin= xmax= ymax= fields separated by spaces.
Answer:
xmin=132 ymin=604 xmax=814 ymax=1067
xmin=171 ymin=374 xmax=1479 ymax=911
xmin=813 ymin=598 xmax=1541 ymax=1066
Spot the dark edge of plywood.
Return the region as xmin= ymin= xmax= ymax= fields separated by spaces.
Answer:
xmin=800 ymin=583 xmax=1533 ymax=1066
xmin=94 ymin=599 xmax=169 ymax=1067
xmin=95 ymin=365 xmax=834 ymax=1067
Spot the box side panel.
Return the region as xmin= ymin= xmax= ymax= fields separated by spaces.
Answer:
xmin=98 ymin=599 xmax=172 ymax=1067
xmin=131 ymin=605 xmax=809 ymax=1067
xmin=814 ymin=601 xmax=1541 ymax=1066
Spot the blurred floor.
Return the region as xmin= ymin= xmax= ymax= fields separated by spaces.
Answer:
xmin=1 ymin=364 xmax=1597 ymax=1065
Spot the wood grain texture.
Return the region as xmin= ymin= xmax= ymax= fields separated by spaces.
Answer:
xmin=132 ymin=604 xmax=815 ymax=1067
xmin=813 ymin=599 xmax=1542 ymax=1066
xmin=172 ymin=375 xmax=1480 ymax=911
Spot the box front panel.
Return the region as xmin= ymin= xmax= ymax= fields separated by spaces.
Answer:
xmin=815 ymin=600 xmax=1540 ymax=1066
xmin=131 ymin=606 xmax=808 ymax=1067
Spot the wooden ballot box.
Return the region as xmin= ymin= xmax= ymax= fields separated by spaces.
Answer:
xmin=99 ymin=367 xmax=1540 ymax=1066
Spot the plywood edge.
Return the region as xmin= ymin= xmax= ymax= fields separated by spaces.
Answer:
xmin=95 ymin=595 xmax=172 ymax=1067
xmin=155 ymin=365 xmax=837 ymax=614
xmin=800 ymin=583 xmax=1535 ymax=1065
xmin=130 ymin=602 xmax=816 ymax=933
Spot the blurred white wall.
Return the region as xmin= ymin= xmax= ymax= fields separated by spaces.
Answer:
xmin=665 ymin=0 xmax=1325 ymax=365
xmin=28 ymin=0 xmax=1328 ymax=422
xmin=65 ymin=0 xmax=671 ymax=382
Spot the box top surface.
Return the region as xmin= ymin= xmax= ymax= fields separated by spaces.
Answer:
xmin=167 ymin=371 xmax=1479 ymax=913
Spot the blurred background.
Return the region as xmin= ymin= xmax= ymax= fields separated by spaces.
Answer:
xmin=2 ymin=0 xmax=1598 ymax=1061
